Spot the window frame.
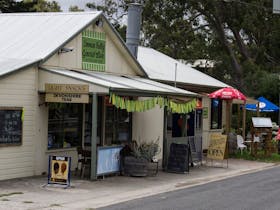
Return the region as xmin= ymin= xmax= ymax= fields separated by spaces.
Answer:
xmin=210 ymin=99 xmax=223 ymax=129
xmin=104 ymin=96 xmax=132 ymax=146
xmin=47 ymin=103 xmax=83 ymax=150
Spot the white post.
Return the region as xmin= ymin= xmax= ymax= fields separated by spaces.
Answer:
xmin=174 ymin=63 xmax=177 ymax=87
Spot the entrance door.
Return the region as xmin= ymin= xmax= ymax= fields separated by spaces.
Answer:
xmin=195 ymin=109 xmax=203 ymax=136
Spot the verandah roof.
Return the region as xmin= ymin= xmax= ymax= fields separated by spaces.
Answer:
xmin=40 ymin=68 xmax=198 ymax=98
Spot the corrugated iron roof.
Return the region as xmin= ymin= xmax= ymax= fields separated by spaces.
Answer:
xmin=0 ymin=57 xmax=39 ymax=77
xmin=0 ymin=12 xmax=101 ymax=60
xmin=42 ymin=68 xmax=197 ymax=97
xmin=137 ymin=46 xmax=228 ymax=88
xmin=0 ymin=12 xmax=102 ymax=76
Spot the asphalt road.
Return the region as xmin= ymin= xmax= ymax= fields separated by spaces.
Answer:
xmin=98 ymin=166 xmax=280 ymax=210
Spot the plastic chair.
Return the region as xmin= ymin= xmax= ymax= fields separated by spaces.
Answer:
xmin=253 ymin=135 xmax=260 ymax=143
xmin=237 ymin=135 xmax=247 ymax=153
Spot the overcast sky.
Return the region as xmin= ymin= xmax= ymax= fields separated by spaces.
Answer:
xmin=55 ymin=0 xmax=100 ymax=12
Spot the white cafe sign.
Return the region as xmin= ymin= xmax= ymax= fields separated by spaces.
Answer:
xmin=45 ymin=84 xmax=89 ymax=103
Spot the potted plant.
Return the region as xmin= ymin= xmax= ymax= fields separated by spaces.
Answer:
xmin=121 ymin=138 xmax=160 ymax=177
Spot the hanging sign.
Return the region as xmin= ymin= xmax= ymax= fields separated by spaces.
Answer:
xmin=207 ymin=133 xmax=227 ymax=160
xmin=48 ymin=156 xmax=71 ymax=187
xmin=82 ymin=30 xmax=106 ymax=71
xmin=45 ymin=84 xmax=89 ymax=103
xmin=203 ymin=107 xmax=208 ymax=119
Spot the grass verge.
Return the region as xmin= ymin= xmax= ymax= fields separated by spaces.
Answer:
xmin=230 ymin=150 xmax=280 ymax=162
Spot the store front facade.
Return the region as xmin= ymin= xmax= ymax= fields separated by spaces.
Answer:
xmin=0 ymin=12 xmax=197 ymax=180
xmin=137 ymin=46 xmax=229 ymax=149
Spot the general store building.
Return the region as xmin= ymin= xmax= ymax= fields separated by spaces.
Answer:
xmin=0 ymin=12 xmax=197 ymax=180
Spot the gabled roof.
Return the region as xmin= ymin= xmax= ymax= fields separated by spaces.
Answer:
xmin=0 ymin=12 xmax=102 ymax=76
xmin=137 ymin=46 xmax=228 ymax=89
xmin=0 ymin=12 xmax=148 ymax=77
xmin=0 ymin=12 xmax=103 ymax=60
xmin=0 ymin=57 xmax=40 ymax=77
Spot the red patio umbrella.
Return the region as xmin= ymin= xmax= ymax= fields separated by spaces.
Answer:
xmin=208 ymin=87 xmax=247 ymax=134
xmin=208 ymin=87 xmax=246 ymax=101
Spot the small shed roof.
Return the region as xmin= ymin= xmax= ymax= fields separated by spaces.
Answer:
xmin=137 ymin=46 xmax=228 ymax=89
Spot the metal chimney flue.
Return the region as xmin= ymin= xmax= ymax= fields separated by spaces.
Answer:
xmin=126 ymin=3 xmax=142 ymax=58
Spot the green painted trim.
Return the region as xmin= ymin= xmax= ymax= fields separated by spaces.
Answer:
xmin=82 ymin=30 xmax=106 ymax=72
xmin=82 ymin=30 xmax=106 ymax=41
xmin=82 ymin=62 xmax=105 ymax=72
xmin=90 ymin=94 xmax=98 ymax=180
xmin=162 ymin=107 xmax=167 ymax=169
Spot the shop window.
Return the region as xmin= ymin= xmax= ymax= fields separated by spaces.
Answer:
xmin=48 ymin=103 xmax=83 ymax=149
xmin=0 ymin=107 xmax=23 ymax=146
xmin=167 ymin=113 xmax=188 ymax=137
xmin=105 ymin=97 xmax=131 ymax=145
xmin=210 ymin=99 xmax=222 ymax=129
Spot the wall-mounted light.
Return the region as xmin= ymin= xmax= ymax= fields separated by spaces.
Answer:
xmin=95 ymin=19 xmax=103 ymax=27
xmin=58 ymin=47 xmax=74 ymax=54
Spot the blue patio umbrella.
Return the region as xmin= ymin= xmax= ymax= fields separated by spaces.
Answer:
xmin=246 ymin=96 xmax=279 ymax=112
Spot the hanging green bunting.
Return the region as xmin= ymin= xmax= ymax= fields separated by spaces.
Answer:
xmin=109 ymin=93 xmax=197 ymax=114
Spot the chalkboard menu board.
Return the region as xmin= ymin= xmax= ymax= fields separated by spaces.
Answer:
xmin=167 ymin=143 xmax=189 ymax=173
xmin=0 ymin=108 xmax=23 ymax=146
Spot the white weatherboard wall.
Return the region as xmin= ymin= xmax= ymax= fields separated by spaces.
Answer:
xmin=0 ymin=67 xmax=38 ymax=180
xmin=202 ymin=97 xmax=226 ymax=149
xmin=202 ymin=96 xmax=211 ymax=149
xmin=34 ymin=95 xmax=79 ymax=175
xmin=132 ymin=103 xmax=164 ymax=161
xmin=44 ymin=20 xmax=142 ymax=77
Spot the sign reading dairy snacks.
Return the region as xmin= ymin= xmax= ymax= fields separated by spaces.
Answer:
xmin=45 ymin=84 xmax=89 ymax=103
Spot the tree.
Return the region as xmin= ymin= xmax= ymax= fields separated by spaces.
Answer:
xmin=0 ymin=0 xmax=36 ymax=12
xmin=81 ymin=0 xmax=280 ymax=102
xmin=141 ymin=0 xmax=208 ymax=60
xmin=31 ymin=0 xmax=61 ymax=12
xmin=185 ymin=0 xmax=280 ymax=101
xmin=69 ymin=5 xmax=84 ymax=12
xmin=86 ymin=0 xmax=130 ymax=40
xmin=0 ymin=0 xmax=61 ymax=13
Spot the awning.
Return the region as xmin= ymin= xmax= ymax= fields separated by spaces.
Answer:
xmin=40 ymin=67 xmax=197 ymax=98
xmin=246 ymin=96 xmax=279 ymax=112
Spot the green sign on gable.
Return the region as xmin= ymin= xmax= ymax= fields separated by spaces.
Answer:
xmin=82 ymin=30 xmax=106 ymax=71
